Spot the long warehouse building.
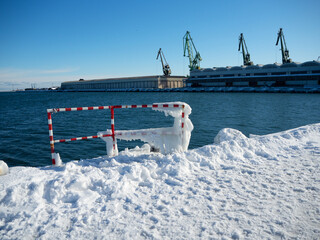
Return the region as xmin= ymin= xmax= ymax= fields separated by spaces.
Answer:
xmin=61 ymin=75 xmax=186 ymax=90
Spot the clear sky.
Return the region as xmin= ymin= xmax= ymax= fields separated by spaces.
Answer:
xmin=0 ymin=0 xmax=319 ymax=90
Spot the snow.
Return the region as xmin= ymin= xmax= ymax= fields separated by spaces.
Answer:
xmin=0 ymin=160 xmax=9 ymax=176
xmin=99 ymin=102 xmax=193 ymax=156
xmin=1 ymin=123 xmax=320 ymax=239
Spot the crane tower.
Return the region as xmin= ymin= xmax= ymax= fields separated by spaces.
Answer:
xmin=183 ymin=31 xmax=202 ymax=71
xmin=238 ymin=33 xmax=253 ymax=66
xmin=156 ymin=48 xmax=171 ymax=76
xmin=276 ymin=28 xmax=292 ymax=64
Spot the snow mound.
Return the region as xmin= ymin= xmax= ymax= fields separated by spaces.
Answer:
xmin=214 ymin=128 xmax=247 ymax=144
xmin=1 ymin=123 xmax=320 ymax=239
xmin=0 ymin=160 xmax=9 ymax=176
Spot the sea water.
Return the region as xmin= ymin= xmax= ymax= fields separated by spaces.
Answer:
xmin=1 ymin=91 xmax=319 ymax=167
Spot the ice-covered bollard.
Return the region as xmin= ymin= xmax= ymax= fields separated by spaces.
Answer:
xmin=0 ymin=160 xmax=9 ymax=176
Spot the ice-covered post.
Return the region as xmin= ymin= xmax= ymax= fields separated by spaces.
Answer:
xmin=47 ymin=111 xmax=56 ymax=165
xmin=181 ymin=104 xmax=185 ymax=136
xmin=110 ymin=106 xmax=118 ymax=156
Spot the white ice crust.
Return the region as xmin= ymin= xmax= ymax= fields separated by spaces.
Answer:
xmin=98 ymin=102 xmax=193 ymax=156
xmin=53 ymin=153 xmax=63 ymax=166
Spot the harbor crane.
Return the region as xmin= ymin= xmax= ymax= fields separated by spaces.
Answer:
xmin=183 ymin=31 xmax=202 ymax=71
xmin=238 ymin=33 xmax=253 ymax=66
xmin=276 ymin=28 xmax=292 ymax=64
xmin=156 ymin=48 xmax=171 ymax=76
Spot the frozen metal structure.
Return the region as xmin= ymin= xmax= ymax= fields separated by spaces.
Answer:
xmin=47 ymin=102 xmax=193 ymax=165
xmin=276 ymin=28 xmax=292 ymax=64
xmin=238 ymin=33 xmax=253 ymax=66
xmin=183 ymin=31 xmax=202 ymax=71
xmin=156 ymin=48 xmax=171 ymax=76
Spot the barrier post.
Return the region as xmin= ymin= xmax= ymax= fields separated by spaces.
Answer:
xmin=47 ymin=111 xmax=56 ymax=165
xmin=181 ymin=104 xmax=185 ymax=129
xmin=110 ymin=106 xmax=116 ymax=155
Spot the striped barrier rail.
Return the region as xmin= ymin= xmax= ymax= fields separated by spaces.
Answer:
xmin=47 ymin=103 xmax=186 ymax=165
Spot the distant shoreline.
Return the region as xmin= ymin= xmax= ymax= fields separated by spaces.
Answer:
xmin=2 ymin=86 xmax=320 ymax=94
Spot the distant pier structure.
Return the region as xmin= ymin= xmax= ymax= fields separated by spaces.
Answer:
xmin=187 ymin=61 xmax=320 ymax=88
xmin=61 ymin=75 xmax=186 ymax=91
xmin=185 ymin=29 xmax=320 ymax=89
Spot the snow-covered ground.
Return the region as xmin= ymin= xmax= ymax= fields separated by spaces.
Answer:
xmin=1 ymin=124 xmax=320 ymax=239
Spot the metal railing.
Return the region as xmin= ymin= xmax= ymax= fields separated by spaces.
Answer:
xmin=47 ymin=103 xmax=186 ymax=165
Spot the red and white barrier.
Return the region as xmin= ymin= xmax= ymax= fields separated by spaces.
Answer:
xmin=47 ymin=102 xmax=193 ymax=165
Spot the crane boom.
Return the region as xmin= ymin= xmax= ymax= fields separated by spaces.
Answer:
xmin=183 ymin=31 xmax=202 ymax=71
xmin=156 ymin=48 xmax=171 ymax=76
xmin=238 ymin=33 xmax=253 ymax=66
xmin=276 ymin=28 xmax=292 ymax=64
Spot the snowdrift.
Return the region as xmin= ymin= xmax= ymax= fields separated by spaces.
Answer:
xmin=1 ymin=124 xmax=320 ymax=239
xmin=0 ymin=161 xmax=8 ymax=176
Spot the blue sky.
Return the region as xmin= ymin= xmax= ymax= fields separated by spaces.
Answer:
xmin=0 ymin=0 xmax=319 ymax=90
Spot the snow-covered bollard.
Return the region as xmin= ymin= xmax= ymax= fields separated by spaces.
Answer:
xmin=0 ymin=160 xmax=9 ymax=176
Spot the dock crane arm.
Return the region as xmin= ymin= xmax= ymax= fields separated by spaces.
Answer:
xmin=156 ymin=48 xmax=171 ymax=76
xmin=276 ymin=28 xmax=292 ymax=64
xmin=183 ymin=31 xmax=202 ymax=71
xmin=238 ymin=33 xmax=253 ymax=66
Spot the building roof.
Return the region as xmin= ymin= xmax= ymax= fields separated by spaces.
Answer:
xmin=192 ymin=61 xmax=320 ymax=73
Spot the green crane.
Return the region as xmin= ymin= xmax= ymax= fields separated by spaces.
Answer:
xmin=238 ymin=33 xmax=253 ymax=66
xmin=276 ymin=28 xmax=292 ymax=64
xmin=156 ymin=48 xmax=171 ymax=76
xmin=183 ymin=31 xmax=202 ymax=71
